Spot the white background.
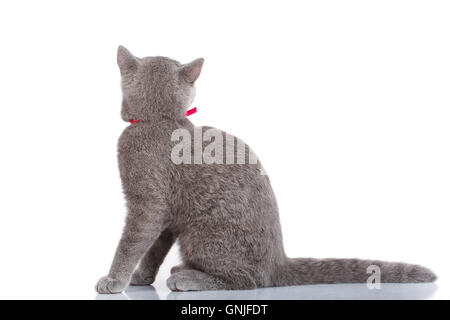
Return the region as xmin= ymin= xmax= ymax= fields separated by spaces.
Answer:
xmin=0 ymin=0 xmax=449 ymax=299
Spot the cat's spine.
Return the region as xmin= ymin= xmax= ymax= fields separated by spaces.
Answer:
xmin=273 ymin=258 xmax=436 ymax=286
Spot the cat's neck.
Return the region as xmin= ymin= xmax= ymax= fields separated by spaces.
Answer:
xmin=127 ymin=117 xmax=193 ymax=130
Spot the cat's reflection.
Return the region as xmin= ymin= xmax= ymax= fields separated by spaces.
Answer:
xmin=167 ymin=283 xmax=438 ymax=300
xmin=95 ymin=283 xmax=437 ymax=300
xmin=95 ymin=285 xmax=160 ymax=300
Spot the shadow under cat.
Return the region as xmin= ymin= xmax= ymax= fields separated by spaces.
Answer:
xmin=95 ymin=283 xmax=437 ymax=300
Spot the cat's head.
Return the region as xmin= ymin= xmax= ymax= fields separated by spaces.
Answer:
xmin=117 ymin=46 xmax=204 ymax=122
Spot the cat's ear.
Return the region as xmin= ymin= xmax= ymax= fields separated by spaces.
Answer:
xmin=180 ymin=58 xmax=204 ymax=83
xmin=117 ymin=45 xmax=138 ymax=75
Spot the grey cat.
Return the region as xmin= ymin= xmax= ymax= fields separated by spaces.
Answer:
xmin=95 ymin=46 xmax=436 ymax=294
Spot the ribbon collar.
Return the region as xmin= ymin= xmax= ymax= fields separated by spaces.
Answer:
xmin=130 ymin=107 xmax=197 ymax=124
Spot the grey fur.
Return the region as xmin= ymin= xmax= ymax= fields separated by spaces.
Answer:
xmin=95 ymin=46 xmax=436 ymax=294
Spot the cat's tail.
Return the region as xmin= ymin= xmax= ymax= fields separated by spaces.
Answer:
xmin=273 ymin=258 xmax=436 ymax=286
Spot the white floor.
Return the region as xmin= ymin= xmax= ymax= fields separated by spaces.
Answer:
xmin=96 ymin=283 xmax=439 ymax=300
xmin=94 ymin=250 xmax=444 ymax=300
xmin=1 ymin=241 xmax=446 ymax=300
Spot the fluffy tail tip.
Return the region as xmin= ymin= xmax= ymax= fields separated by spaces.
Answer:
xmin=408 ymin=265 xmax=437 ymax=283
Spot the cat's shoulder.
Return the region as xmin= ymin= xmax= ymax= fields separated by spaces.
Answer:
xmin=118 ymin=120 xmax=188 ymax=154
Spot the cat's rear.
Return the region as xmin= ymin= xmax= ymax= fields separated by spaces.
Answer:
xmin=169 ymin=126 xmax=436 ymax=289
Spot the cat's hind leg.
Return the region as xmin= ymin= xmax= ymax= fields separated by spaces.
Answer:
xmin=167 ymin=269 xmax=227 ymax=291
xmin=170 ymin=263 xmax=188 ymax=274
xmin=167 ymin=269 xmax=257 ymax=291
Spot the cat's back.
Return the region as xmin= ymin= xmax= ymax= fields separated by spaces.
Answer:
xmin=118 ymin=119 xmax=193 ymax=156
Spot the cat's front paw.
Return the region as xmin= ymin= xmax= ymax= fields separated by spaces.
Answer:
xmin=95 ymin=276 xmax=127 ymax=294
xmin=130 ymin=270 xmax=155 ymax=286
